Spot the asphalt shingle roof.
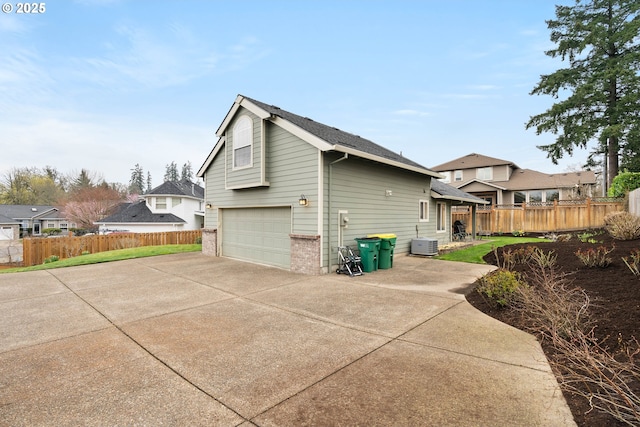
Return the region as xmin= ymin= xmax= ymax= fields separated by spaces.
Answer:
xmin=431 ymin=153 xmax=516 ymax=171
xmin=147 ymin=179 xmax=204 ymax=198
xmin=431 ymin=179 xmax=487 ymax=204
xmin=97 ymin=201 xmax=185 ymax=224
xmin=0 ymin=205 xmax=59 ymax=220
xmin=243 ymin=96 xmax=430 ymax=171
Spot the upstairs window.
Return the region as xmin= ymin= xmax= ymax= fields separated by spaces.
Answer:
xmin=477 ymin=167 xmax=492 ymax=181
xmin=156 ymin=197 xmax=167 ymax=209
xmin=233 ymin=115 xmax=253 ymax=169
xmin=454 ymin=170 xmax=463 ymax=181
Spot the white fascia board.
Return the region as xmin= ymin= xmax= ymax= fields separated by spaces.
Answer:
xmin=456 ymin=179 xmax=507 ymax=191
xmin=430 ymin=191 xmax=489 ymax=204
xmin=336 ymin=146 xmax=443 ymax=179
xmin=268 ymin=116 xmax=334 ymax=151
xmin=197 ymin=137 xmax=225 ymax=178
xmin=216 ymin=96 xmax=271 ymax=137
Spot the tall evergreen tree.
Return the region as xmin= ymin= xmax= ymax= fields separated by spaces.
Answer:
xmin=526 ymin=0 xmax=640 ymax=190
xmin=181 ymin=161 xmax=193 ymax=181
xmin=164 ymin=161 xmax=179 ymax=182
xmin=129 ymin=164 xmax=145 ymax=195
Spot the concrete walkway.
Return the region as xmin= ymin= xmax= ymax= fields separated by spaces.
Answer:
xmin=0 ymin=253 xmax=576 ymax=426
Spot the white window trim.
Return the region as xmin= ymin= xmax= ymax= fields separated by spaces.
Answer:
xmin=419 ymin=200 xmax=429 ymax=222
xmin=436 ymin=202 xmax=447 ymax=232
xmin=454 ymin=170 xmax=463 ymax=181
xmin=232 ymin=115 xmax=253 ymax=170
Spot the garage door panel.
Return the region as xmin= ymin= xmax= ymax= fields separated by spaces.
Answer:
xmin=221 ymin=207 xmax=291 ymax=269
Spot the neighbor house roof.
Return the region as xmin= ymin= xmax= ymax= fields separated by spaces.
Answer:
xmin=0 ymin=214 xmax=18 ymax=224
xmin=0 ymin=205 xmax=59 ymax=220
xmin=198 ymin=95 xmax=442 ymax=179
xmin=95 ymin=201 xmax=186 ymax=225
xmin=498 ymin=169 xmax=597 ymax=191
xmin=430 ymin=180 xmax=489 ymax=204
xmin=147 ymin=179 xmax=204 ymax=199
xmin=431 ymin=153 xmax=517 ymax=171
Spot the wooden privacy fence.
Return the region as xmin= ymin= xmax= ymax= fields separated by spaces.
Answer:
xmin=452 ymin=198 xmax=624 ymax=235
xmin=22 ymin=230 xmax=202 ymax=267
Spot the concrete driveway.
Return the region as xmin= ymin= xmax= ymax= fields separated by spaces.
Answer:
xmin=0 ymin=253 xmax=576 ymax=426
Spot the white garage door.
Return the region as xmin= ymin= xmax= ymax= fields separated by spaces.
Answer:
xmin=221 ymin=207 xmax=291 ymax=269
xmin=0 ymin=226 xmax=13 ymax=240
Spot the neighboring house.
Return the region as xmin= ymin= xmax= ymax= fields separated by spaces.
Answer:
xmin=95 ymin=179 xmax=204 ymax=233
xmin=431 ymin=153 xmax=598 ymax=206
xmin=0 ymin=205 xmax=76 ymax=237
xmin=0 ymin=214 xmax=19 ymax=240
xmin=197 ymin=95 xmax=486 ymax=275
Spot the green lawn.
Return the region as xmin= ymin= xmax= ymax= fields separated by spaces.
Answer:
xmin=435 ymin=236 xmax=548 ymax=264
xmin=1 ymin=244 xmax=202 ymax=273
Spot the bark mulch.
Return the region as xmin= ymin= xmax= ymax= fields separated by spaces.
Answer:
xmin=466 ymin=231 xmax=640 ymax=427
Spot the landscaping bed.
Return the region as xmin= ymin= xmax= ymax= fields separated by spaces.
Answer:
xmin=466 ymin=230 xmax=639 ymax=427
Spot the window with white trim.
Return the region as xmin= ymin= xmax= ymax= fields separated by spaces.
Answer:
xmin=419 ymin=200 xmax=429 ymax=222
xmin=232 ymin=115 xmax=253 ymax=169
xmin=440 ymin=172 xmax=451 ymax=183
xmin=156 ymin=197 xmax=167 ymax=209
xmin=454 ymin=170 xmax=463 ymax=181
xmin=436 ymin=202 xmax=446 ymax=232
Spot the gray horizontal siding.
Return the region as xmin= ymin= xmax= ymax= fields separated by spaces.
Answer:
xmin=324 ymin=156 xmax=449 ymax=269
xmin=204 ymin=121 xmax=320 ymax=236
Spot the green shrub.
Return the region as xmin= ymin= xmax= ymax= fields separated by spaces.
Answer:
xmin=43 ymin=255 xmax=60 ymax=264
xmin=575 ymin=245 xmax=615 ymax=268
xmin=42 ymin=228 xmax=62 ymax=236
xmin=476 ymin=269 xmax=528 ymax=307
xmin=608 ymin=172 xmax=640 ymax=197
xmin=604 ymin=211 xmax=640 ymax=240
xmin=194 ymin=236 xmax=202 ymax=244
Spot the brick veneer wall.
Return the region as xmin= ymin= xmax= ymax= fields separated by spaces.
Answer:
xmin=201 ymin=228 xmax=218 ymax=256
xmin=289 ymin=234 xmax=321 ymax=275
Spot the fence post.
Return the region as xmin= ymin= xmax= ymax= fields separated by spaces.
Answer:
xmin=586 ymin=198 xmax=592 ymax=228
xmin=553 ymin=199 xmax=558 ymax=232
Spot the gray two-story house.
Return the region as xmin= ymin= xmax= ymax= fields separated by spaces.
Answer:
xmin=197 ymin=95 xmax=485 ymax=275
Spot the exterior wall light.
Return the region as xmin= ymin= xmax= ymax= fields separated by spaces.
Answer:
xmin=205 ymin=203 xmax=213 ymax=209
xmin=299 ymin=195 xmax=308 ymax=206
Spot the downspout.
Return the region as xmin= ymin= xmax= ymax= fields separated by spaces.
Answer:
xmin=328 ymin=153 xmax=348 ymax=271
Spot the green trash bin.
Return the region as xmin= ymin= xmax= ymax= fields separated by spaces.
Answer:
xmin=354 ymin=237 xmax=380 ymax=272
xmin=368 ymin=233 xmax=397 ymax=269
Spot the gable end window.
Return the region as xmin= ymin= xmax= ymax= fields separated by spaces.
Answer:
xmin=419 ymin=200 xmax=429 ymax=222
xmin=233 ymin=115 xmax=253 ymax=169
xmin=454 ymin=170 xmax=463 ymax=181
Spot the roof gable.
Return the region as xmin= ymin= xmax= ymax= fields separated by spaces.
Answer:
xmin=147 ymin=179 xmax=204 ymax=199
xmin=432 ymin=153 xmax=517 ymax=171
xmin=199 ymin=95 xmax=442 ymax=179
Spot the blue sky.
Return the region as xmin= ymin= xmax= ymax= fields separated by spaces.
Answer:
xmin=1 ymin=0 xmax=591 ymax=187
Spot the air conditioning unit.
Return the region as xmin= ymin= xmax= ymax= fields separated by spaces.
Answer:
xmin=411 ymin=238 xmax=438 ymax=256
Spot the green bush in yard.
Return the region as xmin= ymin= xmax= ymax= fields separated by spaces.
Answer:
xmin=476 ymin=268 xmax=527 ymax=307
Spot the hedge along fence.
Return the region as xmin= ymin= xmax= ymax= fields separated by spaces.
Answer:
xmin=22 ymin=230 xmax=202 ymax=267
xmin=452 ymin=198 xmax=624 ymax=235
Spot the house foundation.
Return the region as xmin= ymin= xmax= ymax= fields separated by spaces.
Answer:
xmin=289 ymin=234 xmax=321 ymax=275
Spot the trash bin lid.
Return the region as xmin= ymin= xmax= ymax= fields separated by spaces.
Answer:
xmin=367 ymin=233 xmax=396 ymax=239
